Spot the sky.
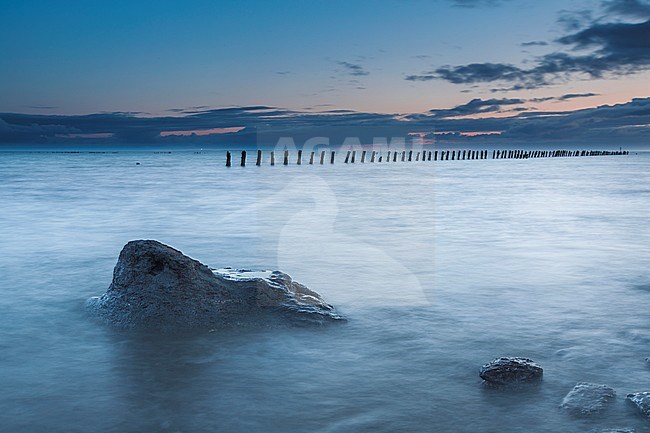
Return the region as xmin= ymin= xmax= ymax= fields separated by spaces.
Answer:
xmin=1 ymin=0 xmax=649 ymax=147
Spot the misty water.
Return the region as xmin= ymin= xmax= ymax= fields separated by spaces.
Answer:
xmin=1 ymin=150 xmax=649 ymax=432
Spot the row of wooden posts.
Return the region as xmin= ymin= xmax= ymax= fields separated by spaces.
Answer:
xmin=225 ymin=148 xmax=629 ymax=167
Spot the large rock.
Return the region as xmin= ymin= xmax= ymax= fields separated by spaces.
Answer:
xmin=86 ymin=240 xmax=344 ymax=330
xmin=626 ymin=392 xmax=650 ymax=418
xmin=479 ymin=357 xmax=543 ymax=385
xmin=560 ymin=382 xmax=616 ymax=415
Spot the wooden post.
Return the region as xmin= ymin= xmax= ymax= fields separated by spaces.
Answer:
xmin=434 ymin=151 xmax=438 ymax=161
xmin=446 ymin=150 xmax=449 ymax=160
xmin=416 ymin=152 xmax=420 ymax=161
xmin=309 ymin=151 xmax=314 ymax=164
xmin=378 ymin=155 xmax=383 ymax=162
xmin=320 ymin=151 xmax=325 ymax=164
xmin=241 ymin=150 xmax=246 ymax=166
xmin=401 ymin=151 xmax=406 ymax=162
xmin=361 ymin=150 xmax=367 ymax=163
xmin=226 ymin=151 xmax=232 ymax=167
xmin=393 ymin=151 xmax=398 ymax=162
xmin=330 ymin=151 xmax=335 ymax=164
xmin=371 ymin=151 xmax=376 ymax=162
xmin=451 ymin=150 xmax=455 ymax=160
xmin=428 ymin=151 xmax=432 ymax=161
xmin=270 ymin=151 xmax=275 ymax=165
xmin=297 ymin=150 xmax=302 ymax=165
xmin=351 ymin=151 xmax=356 ymax=163
xmin=256 ymin=149 xmax=262 ymax=166
xmin=345 ymin=151 xmax=350 ymax=163
xmin=408 ymin=150 xmax=413 ymax=161
xmin=284 ymin=150 xmax=289 ymax=165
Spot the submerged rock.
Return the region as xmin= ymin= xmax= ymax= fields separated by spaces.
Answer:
xmin=86 ymin=240 xmax=344 ymax=330
xmin=479 ymin=357 xmax=543 ymax=385
xmin=560 ymin=382 xmax=616 ymax=415
xmin=626 ymin=392 xmax=650 ymax=418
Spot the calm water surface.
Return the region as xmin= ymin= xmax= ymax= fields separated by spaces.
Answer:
xmin=1 ymin=150 xmax=649 ymax=432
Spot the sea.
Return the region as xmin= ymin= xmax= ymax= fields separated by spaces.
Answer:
xmin=0 ymin=149 xmax=649 ymax=432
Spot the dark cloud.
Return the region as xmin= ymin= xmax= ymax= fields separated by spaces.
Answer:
xmin=557 ymin=9 xmax=595 ymax=31
xmin=3 ymin=98 xmax=648 ymax=147
xmin=406 ymin=4 xmax=650 ymax=89
xmin=499 ymin=98 xmax=650 ymax=142
xmin=404 ymin=74 xmax=437 ymax=82
xmin=166 ymin=105 xmax=211 ymax=114
xmin=602 ymin=0 xmax=650 ymax=18
xmin=558 ymin=92 xmax=599 ymax=100
xmin=337 ymin=61 xmax=369 ymax=76
xmin=414 ymin=19 xmax=650 ymax=88
xmin=432 ymin=63 xmax=529 ymax=84
xmin=521 ymin=41 xmax=549 ymax=47
xmin=557 ymin=19 xmax=650 ymax=63
xmin=527 ymin=92 xmax=599 ymax=103
xmin=529 ymin=96 xmax=556 ymax=103
xmin=425 ymin=98 xmax=525 ymax=118
xmin=0 ymin=117 xmax=80 ymax=142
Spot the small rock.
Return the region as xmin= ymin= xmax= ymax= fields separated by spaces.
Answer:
xmin=627 ymin=392 xmax=650 ymax=418
xmin=479 ymin=357 xmax=543 ymax=385
xmin=560 ymin=382 xmax=616 ymax=415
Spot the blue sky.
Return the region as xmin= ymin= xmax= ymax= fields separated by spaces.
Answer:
xmin=1 ymin=0 xmax=649 ymax=146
